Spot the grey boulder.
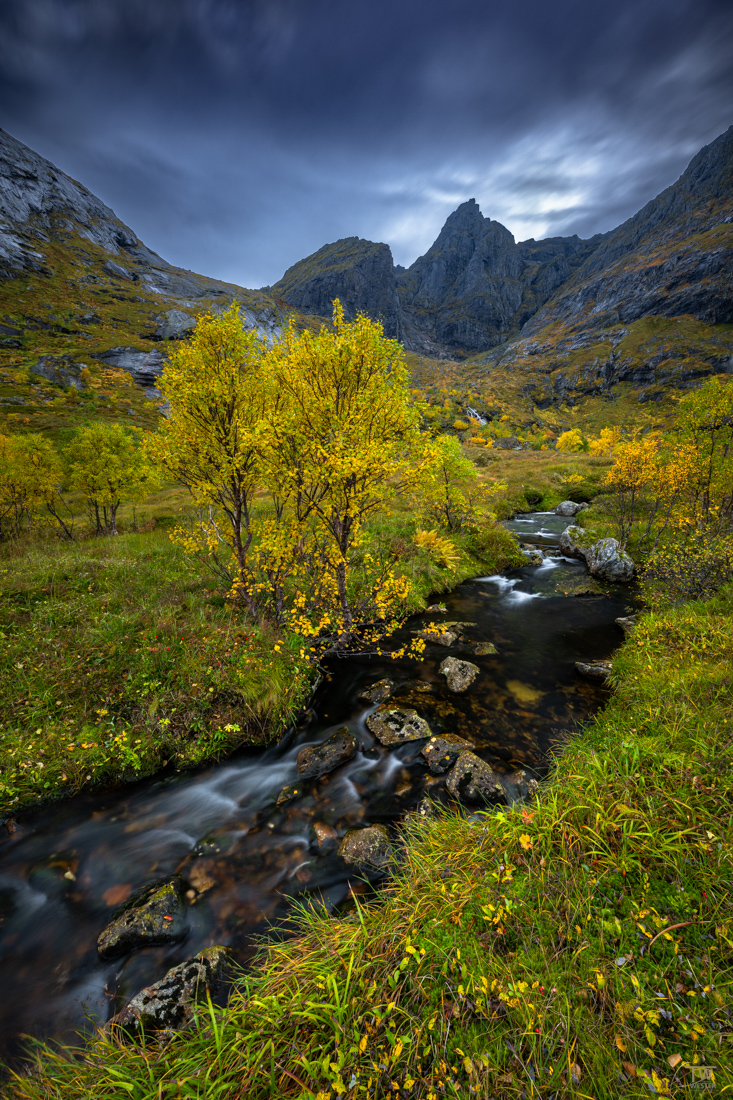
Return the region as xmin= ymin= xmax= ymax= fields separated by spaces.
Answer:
xmin=106 ymin=946 xmax=230 ymax=1036
xmin=97 ymin=877 xmax=188 ymax=960
xmin=296 ymin=726 xmax=357 ymax=779
xmin=338 ymin=824 xmax=395 ymax=870
xmin=446 ymin=752 xmax=506 ymax=805
xmin=366 ymin=707 xmax=431 ymax=745
xmin=439 ymin=656 xmax=479 ymax=693
xmin=555 ymin=500 xmax=587 ymax=517
xmin=560 ymin=526 xmax=635 ymax=582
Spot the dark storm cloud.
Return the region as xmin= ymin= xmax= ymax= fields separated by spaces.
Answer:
xmin=1 ymin=0 xmax=732 ymax=285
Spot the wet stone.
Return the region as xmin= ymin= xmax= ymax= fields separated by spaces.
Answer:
xmin=97 ymin=876 xmax=187 ymax=960
xmin=313 ymin=822 xmax=338 ymax=851
xmin=106 ymin=946 xmax=230 ymax=1037
xmin=446 ymin=752 xmax=506 ymax=806
xmin=425 ymin=603 xmax=447 ymax=613
xmin=276 ymin=783 xmax=304 ymax=806
xmin=296 ymin=726 xmax=357 ymax=779
xmin=338 ymin=824 xmax=395 ymax=870
xmin=615 ymin=616 xmax=637 ymax=635
xmin=522 ymin=548 xmax=544 ymax=566
xmin=504 ymin=769 xmax=540 ymax=804
xmin=471 ymin=641 xmax=499 ymax=656
xmin=575 ymin=659 xmax=612 ymax=684
xmin=357 ymin=678 xmax=394 ymax=704
xmin=422 ymin=734 xmax=475 ymax=775
xmin=439 ymin=656 xmax=480 ymax=693
xmin=366 ymin=707 xmax=431 ymax=746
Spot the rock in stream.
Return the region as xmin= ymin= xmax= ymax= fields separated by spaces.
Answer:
xmin=97 ymin=876 xmax=188 ymax=960
xmin=296 ymin=726 xmax=357 ymax=779
xmin=446 ymin=752 xmax=506 ymax=805
xmin=366 ymin=707 xmax=431 ymax=745
xmin=106 ymin=946 xmax=230 ymax=1037
xmin=439 ymin=656 xmax=480 ymax=693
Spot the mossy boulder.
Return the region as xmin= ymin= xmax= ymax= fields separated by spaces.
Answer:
xmin=338 ymin=824 xmax=395 ymax=870
xmin=357 ymin=678 xmax=394 ymax=704
xmin=421 ymin=734 xmax=475 ymax=775
xmin=97 ymin=876 xmax=187 ymax=960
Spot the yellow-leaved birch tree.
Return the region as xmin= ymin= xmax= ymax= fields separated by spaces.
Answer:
xmin=150 ymin=304 xmax=273 ymax=614
xmin=264 ymin=301 xmax=432 ymax=646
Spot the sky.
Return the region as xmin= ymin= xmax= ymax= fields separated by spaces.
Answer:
xmin=1 ymin=0 xmax=732 ymax=289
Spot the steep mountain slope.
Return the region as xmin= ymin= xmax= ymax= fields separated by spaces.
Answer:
xmin=0 ymin=128 xmax=293 ymax=435
xmin=270 ymin=237 xmax=402 ymax=338
xmin=475 ymin=126 xmax=733 ymax=408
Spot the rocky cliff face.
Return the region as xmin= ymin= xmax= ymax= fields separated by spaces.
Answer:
xmin=396 ymin=201 xmax=605 ymax=354
xmin=0 ymin=128 xmax=291 ymax=418
xmin=270 ymin=237 xmax=402 ymax=338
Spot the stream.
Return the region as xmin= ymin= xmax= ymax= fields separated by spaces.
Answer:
xmin=0 ymin=513 xmax=634 ymax=1063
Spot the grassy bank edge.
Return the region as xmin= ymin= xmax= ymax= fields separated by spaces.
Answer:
xmin=8 ymin=584 xmax=733 ymax=1097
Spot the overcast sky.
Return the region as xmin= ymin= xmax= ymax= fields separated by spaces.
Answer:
xmin=1 ymin=0 xmax=732 ymax=288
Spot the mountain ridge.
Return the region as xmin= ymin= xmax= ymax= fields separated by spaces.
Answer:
xmin=272 ymin=126 xmax=732 ymax=367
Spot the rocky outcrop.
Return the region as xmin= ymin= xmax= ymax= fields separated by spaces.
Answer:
xmin=271 ymin=237 xmax=403 ymax=338
xmin=296 ymin=727 xmax=357 ymax=779
xmin=446 ymin=752 xmax=505 ymax=805
xmin=366 ymin=707 xmax=431 ymax=746
xmin=92 ymin=346 xmax=165 ymax=386
xmin=438 ymin=657 xmax=479 ymax=693
xmin=155 ymin=309 xmax=197 ymax=339
xmin=560 ymin=526 xmax=635 ymax=582
xmin=106 ymin=947 xmax=230 ymax=1037
xmin=338 ymin=824 xmax=395 ymax=870
xmin=30 ymin=354 xmax=88 ymax=389
xmin=97 ymin=877 xmax=187 ymax=960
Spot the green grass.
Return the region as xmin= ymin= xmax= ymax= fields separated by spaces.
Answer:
xmin=0 ymin=528 xmax=313 ymax=817
xmin=7 ymin=581 xmax=733 ymax=1097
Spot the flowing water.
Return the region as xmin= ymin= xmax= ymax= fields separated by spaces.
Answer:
xmin=0 ymin=513 xmax=635 ymax=1061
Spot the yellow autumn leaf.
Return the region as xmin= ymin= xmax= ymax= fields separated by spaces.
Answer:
xmin=519 ymin=833 xmax=533 ymax=850
xmin=615 ymin=1035 xmax=627 ymax=1052
xmin=359 ymin=1035 xmax=367 ymax=1054
xmin=667 ymin=1053 xmax=682 ymax=1068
